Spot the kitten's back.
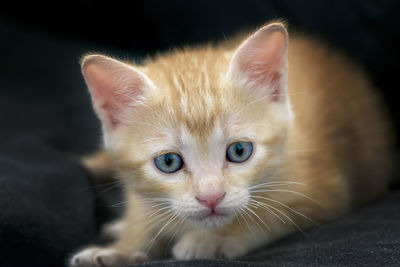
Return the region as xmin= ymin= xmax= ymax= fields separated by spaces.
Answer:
xmin=288 ymin=35 xmax=395 ymax=204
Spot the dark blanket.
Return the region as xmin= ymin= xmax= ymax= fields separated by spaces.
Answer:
xmin=0 ymin=1 xmax=399 ymax=266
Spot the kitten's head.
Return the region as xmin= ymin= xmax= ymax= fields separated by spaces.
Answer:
xmin=82 ymin=23 xmax=291 ymax=228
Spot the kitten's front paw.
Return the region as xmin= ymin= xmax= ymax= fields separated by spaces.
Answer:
xmin=69 ymin=247 xmax=148 ymax=267
xmin=172 ymin=231 xmax=246 ymax=260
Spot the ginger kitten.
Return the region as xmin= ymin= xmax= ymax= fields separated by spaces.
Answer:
xmin=70 ymin=22 xmax=395 ymax=266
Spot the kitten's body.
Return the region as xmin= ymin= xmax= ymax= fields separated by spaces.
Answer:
xmin=70 ymin=23 xmax=394 ymax=266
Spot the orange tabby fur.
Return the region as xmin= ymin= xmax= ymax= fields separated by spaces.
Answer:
xmin=70 ymin=22 xmax=395 ymax=267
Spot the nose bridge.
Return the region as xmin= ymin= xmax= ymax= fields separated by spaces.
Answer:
xmin=199 ymin=173 xmax=223 ymax=191
xmin=193 ymin=168 xmax=225 ymax=196
xmin=188 ymin=123 xmax=225 ymax=194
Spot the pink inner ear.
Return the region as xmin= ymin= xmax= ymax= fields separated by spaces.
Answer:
xmin=83 ymin=60 xmax=146 ymax=129
xmin=230 ymin=27 xmax=288 ymax=101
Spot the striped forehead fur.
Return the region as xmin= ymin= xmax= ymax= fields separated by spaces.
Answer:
xmin=139 ymin=45 xmax=237 ymax=140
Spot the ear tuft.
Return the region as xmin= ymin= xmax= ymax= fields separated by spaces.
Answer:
xmin=227 ymin=22 xmax=289 ymax=102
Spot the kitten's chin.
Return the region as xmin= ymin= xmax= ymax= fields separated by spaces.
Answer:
xmin=189 ymin=211 xmax=234 ymax=228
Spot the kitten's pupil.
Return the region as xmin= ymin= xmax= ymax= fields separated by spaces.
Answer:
xmin=235 ymin=143 xmax=244 ymax=156
xmin=165 ymin=154 xmax=173 ymax=166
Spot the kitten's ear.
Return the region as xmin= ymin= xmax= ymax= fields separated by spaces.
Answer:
xmin=227 ymin=23 xmax=288 ymax=102
xmin=81 ymin=54 xmax=154 ymax=134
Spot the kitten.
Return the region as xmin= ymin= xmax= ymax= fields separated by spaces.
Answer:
xmin=70 ymin=22 xmax=395 ymax=266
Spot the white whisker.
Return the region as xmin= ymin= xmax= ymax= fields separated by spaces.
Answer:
xmin=241 ymin=206 xmax=264 ymax=233
xmin=155 ymin=214 xmax=187 ymax=245
xmin=247 ymin=181 xmax=307 ymax=190
xmin=246 ymin=203 xmax=272 ymax=232
xmin=145 ymin=213 xmax=180 ymax=253
xmin=253 ymin=200 xmax=315 ymax=243
xmin=131 ymin=209 xmax=174 ymax=231
xmin=250 ymin=189 xmax=322 ymax=207
xmin=93 ymin=182 xmax=123 ymax=199
xmin=249 ymin=199 xmax=286 ymax=225
xmin=110 ymin=197 xmax=172 ymax=208
xmin=252 ymin=195 xmax=322 ymax=227
xmin=165 ymin=216 xmax=187 ymax=251
xmin=146 ymin=205 xmax=173 ymax=219
xmin=238 ymin=208 xmax=255 ymax=235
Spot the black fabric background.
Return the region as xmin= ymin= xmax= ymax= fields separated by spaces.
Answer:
xmin=0 ymin=1 xmax=399 ymax=266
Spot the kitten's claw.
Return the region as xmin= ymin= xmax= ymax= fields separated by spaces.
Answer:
xmin=70 ymin=247 xmax=148 ymax=267
xmin=172 ymin=231 xmax=246 ymax=260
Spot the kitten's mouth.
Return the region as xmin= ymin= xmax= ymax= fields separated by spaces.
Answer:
xmin=190 ymin=209 xmax=233 ymax=228
xmin=201 ymin=210 xmax=225 ymax=219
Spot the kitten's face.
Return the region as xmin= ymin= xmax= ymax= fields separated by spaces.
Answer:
xmin=82 ymin=23 xmax=290 ymax=228
xmin=114 ymin=82 xmax=289 ymax=228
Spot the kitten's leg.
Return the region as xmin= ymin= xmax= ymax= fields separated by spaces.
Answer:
xmin=70 ymin=223 xmax=151 ymax=267
xmin=70 ymin=197 xmax=153 ymax=267
xmin=101 ymin=220 xmax=127 ymax=242
xmin=172 ymin=229 xmax=244 ymax=260
xmin=70 ymin=224 xmax=151 ymax=267
xmin=172 ymin=225 xmax=276 ymax=260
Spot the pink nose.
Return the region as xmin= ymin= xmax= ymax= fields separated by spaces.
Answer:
xmin=196 ymin=192 xmax=226 ymax=209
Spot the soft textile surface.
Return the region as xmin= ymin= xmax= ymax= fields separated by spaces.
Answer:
xmin=0 ymin=1 xmax=399 ymax=266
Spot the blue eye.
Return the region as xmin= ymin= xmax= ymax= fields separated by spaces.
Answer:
xmin=154 ymin=153 xmax=183 ymax=173
xmin=226 ymin=141 xmax=253 ymax=163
